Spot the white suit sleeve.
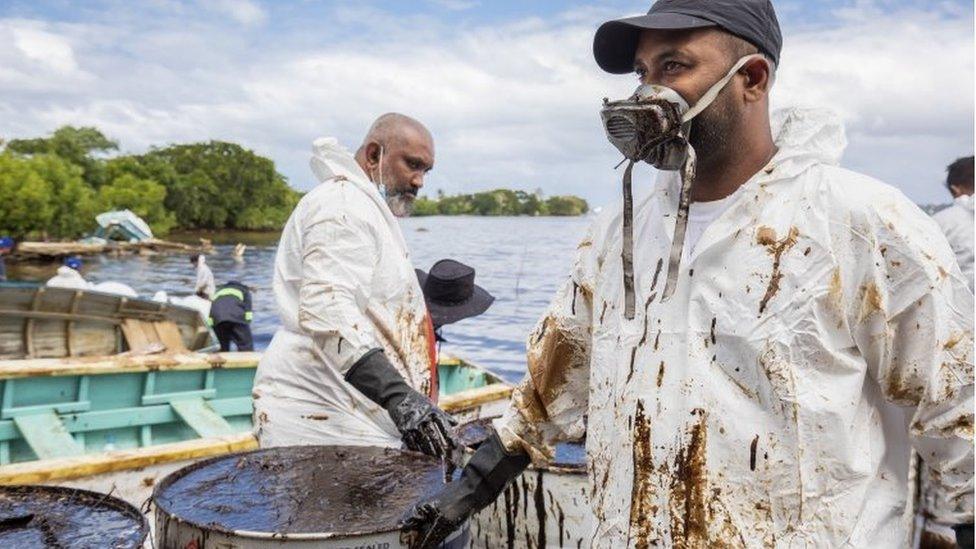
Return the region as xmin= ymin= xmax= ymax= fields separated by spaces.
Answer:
xmin=298 ymin=214 xmax=382 ymax=375
xmin=852 ymin=200 xmax=974 ymax=525
xmin=497 ymin=229 xmax=597 ymax=464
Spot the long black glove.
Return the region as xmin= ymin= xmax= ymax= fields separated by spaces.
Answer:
xmin=955 ymin=524 xmax=974 ymax=549
xmin=402 ymin=430 xmax=530 ymax=548
xmin=346 ymin=349 xmax=459 ymax=459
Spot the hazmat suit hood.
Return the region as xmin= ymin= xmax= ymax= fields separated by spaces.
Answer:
xmin=308 ymin=137 xmax=409 ymax=251
xmin=770 ymin=107 xmax=846 ymax=169
xmin=954 ymin=193 xmax=974 ymax=212
xmin=653 ymin=107 xmax=847 ymax=200
xmin=309 ymin=137 xmax=371 ymax=186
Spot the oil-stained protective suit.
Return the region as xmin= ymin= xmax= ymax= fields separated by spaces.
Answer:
xmin=497 ymin=108 xmax=974 ymax=547
xmin=253 ymin=137 xmax=435 ymax=449
xmin=933 ymin=194 xmax=974 ymax=291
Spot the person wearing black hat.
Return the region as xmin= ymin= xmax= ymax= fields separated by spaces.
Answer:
xmin=416 ymin=259 xmax=495 ymax=336
xmin=404 ymin=1 xmax=973 ymax=547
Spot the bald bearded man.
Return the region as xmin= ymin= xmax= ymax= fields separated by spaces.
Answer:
xmin=254 ymin=114 xmax=459 ymax=461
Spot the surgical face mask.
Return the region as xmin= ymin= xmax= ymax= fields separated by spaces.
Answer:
xmin=371 ymin=146 xmax=417 ymax=217
xmin=599 ymin=54 xmax=763 ymax=318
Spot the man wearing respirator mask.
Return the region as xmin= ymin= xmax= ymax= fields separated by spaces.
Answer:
xmin=403 ymin=1 xmax=973 ymax=547
xmin=254 ymin=113 xmax=462 ymax=467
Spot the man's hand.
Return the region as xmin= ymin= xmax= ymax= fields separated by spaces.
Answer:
xmin=402 ymin=488 xmax=469 ymax=549
xmin=390 ymin=391 xmax=459 ymax=458
xmin=345 ymin=349 xmax=460 ymax=460
xmin=402 ymin=430 xmax=530 ymax=548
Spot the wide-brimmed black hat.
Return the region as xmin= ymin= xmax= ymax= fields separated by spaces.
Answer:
xmin=593 ymin=0 xmax=782 ymax=74
xmin=416 ymin=259 xmax=494 ymax=327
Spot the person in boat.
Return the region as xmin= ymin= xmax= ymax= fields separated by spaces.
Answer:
xmin=404 ymin=1 xmax=974 ymax=547
xmin=0 ymin=237 xmax=12 ymax=281
xmin=253 ymin=113 xmax=459 ymax=461
xmin=415 ymin=259 xmax=495 ymax=354
xmin=932 ymin=156 xmax=974 ymax=291
xmin=208 ymin=281 xmax=254 ymax=352
xmin=47 ymin=256 xmax=89 ymax=290
xmin=191 ymin=254 xmax=215 ymax=299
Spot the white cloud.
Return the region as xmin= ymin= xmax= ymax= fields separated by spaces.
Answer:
xmin=0 ymin=3 xmax=970 ymax=207
xmin=11 ymin=24 xmax=78 ymax=73
xmin=427 ymin=0 xmax=481 ymax=11
xmin=201 ymin=0 xmax=266 ymax=26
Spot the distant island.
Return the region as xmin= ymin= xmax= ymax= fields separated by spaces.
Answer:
xmin=413 ymin=189 xmax=589 ymax=217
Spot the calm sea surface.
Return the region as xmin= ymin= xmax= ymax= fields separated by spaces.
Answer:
xmin=9 ymin=216 xmax=591 ymax=382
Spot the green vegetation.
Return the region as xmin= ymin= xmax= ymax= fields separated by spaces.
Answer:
xmin=0 ymin=126 xmax=301 ymax=239
xmin=413 ymin=189 xmax=589 ymax=217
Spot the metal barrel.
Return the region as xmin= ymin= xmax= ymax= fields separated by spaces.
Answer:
xmin=153 ymin=445 xmax=470 ymax=549
xmin=459 ymin=418 xmax=591 ymax=549
xmin=0 ymin=484 xmax=149 ymax=548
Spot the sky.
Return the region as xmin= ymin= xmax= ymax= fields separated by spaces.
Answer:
xmin=0 ymin=0 xmax=972 ymax=207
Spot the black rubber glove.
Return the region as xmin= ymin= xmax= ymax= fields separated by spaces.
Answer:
xmin=402 ymin=430 xmax=530 ymax=549
xmin=955 ymin=524 xmax=974 ymax=549
xmin=346 ymin=349 xmax=459 ymax=459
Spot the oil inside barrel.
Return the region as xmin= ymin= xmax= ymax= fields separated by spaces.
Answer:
xmin=0 ymin=486 xmax=145 ymax=548
xmin=155 ymin=446 xmax=448 ymax=535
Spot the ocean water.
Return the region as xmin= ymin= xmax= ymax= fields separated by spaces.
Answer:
xmin=9 ymin=216 xmax=591 ymax=382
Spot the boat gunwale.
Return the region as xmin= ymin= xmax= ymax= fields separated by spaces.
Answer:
xmin=0 ymin=351 xmax=261 ymax=380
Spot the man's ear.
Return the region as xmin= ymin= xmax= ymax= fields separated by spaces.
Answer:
xmin=364 ymin=142 xmax=382 ymax=170
xmin=948 ymin=183 xmax=963 ymax=198
xmin=742 ymin=58 xmax=772 ymax=102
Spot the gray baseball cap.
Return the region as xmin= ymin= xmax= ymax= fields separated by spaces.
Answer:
xmin=593 ymin=0 xmax=783 ymax=74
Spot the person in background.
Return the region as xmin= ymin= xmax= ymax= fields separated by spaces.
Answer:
xmin=191 ymin=254 xmax=215 ymax=299
xmin=208 ymin=281 xmax=254 ymax=352
xmin=932 ymin=156 xmax=974 ymax=291
xmin=416 ymin=259 xmax=496 ymax=354
xmin=253 ymin=113 xmax=458 ymax=462
xmin=0 ymin=237 xmax=13 ymax=281
xmin=47 ymin=256 xmax=88 ymax=290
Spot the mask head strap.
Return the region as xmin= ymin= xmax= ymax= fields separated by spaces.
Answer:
xmin=681 ymin=54 xmax=765 ymax=123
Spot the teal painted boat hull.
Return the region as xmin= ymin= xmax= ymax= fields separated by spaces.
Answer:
xmin=0 ymin=354 xmax=508 ymax=467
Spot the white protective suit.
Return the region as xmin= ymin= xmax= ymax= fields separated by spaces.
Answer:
xmin=933 ymin=194 xmax=974 ymax=291
xmin=497 ymin=108 xmax=974 ymax=547
xmin=253 ymin=137 xmax=435 ymax=448
xmin=46 ymin=266 xmax=89 ymax=290
xmin=194 ymin=256 xmax=215 ymax=299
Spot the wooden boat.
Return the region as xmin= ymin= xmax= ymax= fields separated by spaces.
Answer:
xmin=0 ymin=351 xmax=513 ymax=510
xmin=0 ymin=283 xmax=215 ymax=360
xmin=9 ymin=238 xmax=213 ymax=262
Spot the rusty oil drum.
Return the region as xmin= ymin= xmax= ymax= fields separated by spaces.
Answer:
xmin=153 ymin=445 xmax=470 ymax=549
xmin=0 ymin=484 xmax=149 ymax=548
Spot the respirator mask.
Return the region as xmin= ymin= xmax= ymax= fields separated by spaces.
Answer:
xmin=599 ymin=54 xmax=762 ymax=317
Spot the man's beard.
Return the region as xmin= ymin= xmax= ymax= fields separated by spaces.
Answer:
xmin=687 ymin=87 xmax=740 ymax=168
xmin=386 ymin=190 xmax=416 ymax=217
